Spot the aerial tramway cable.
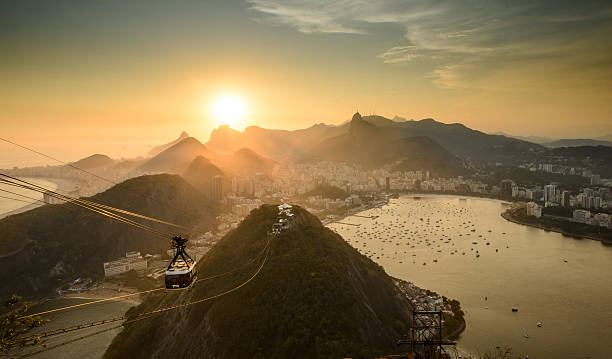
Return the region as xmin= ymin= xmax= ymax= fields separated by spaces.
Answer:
xmin=0 ymin=137 xmax=201 ymax=221
xmin=0 ymin=175 xmax=173 ymax=239
xmin=0 ymin=174 xmax=184 ymax=231
xmin=8 ymin=239 xmax=271 ymax=348
xmin=24 ymin=240 xmax=271 ymax=318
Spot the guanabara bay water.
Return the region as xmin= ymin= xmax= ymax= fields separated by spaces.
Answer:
xmin=328 ymin=195 xmax=612 ymax=359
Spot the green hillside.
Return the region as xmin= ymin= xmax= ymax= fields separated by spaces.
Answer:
xmin=104 ymin=205 xmax=414 ymax=359
xmin=0 ymin=174 xmax=218 ymax=299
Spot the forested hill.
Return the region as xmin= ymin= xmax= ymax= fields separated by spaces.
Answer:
xmin=104 ymin=205 xmax=413 ymax=358
xmin=0 ymin=174 xmax=218 ymax=299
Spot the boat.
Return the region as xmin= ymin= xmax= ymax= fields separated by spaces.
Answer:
xmin=512 ymin=307 xmax=519 ymax=312
xmin=537 ymin=322 xmax=543 ymax=327
xmin=523 ymin=332 xmax=529 ymax=338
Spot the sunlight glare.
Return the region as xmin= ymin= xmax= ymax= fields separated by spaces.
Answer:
xmin=210 ymin=93 xmax=248 ymax=129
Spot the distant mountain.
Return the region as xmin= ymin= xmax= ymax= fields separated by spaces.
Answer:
xmin=70 ymin=154 xmax=116 ymax=170
xmin=363 ymin=118 xmax=546 ymax=164
xmin=138 ymin=136 xmax=278 ymax=177
xmin=137 ymin=137 xmax=214 ymax=174
xmin=215 ymin=148 xmax=279 ymax=175
xmin=147 ymin=131 xmax=190 ymax=157
xmin=206 ymin=123 xmax=345 ymax=159
xmin=0 ymin=174 xmax=218 ymax=299
xmin=491 ymin=132 xmax=555 ymax=144
xmin=597 ymin=134 xmax=612 ymax=141
xmin=104 ymin=205 xmax=414 ymax=358
xmin=137 ymin=137 xmax=278 ymax=181
xmin=543 ymin=139 xmax=612 ymax=148
xmin=207 ymin=114 xmax=545 ymax=165
xmin=182 ymin=156 xmax=230 ymax=197
xmin=309 ymin=113 xmax=466 ymax=177
xmin=545 ymin=146 xmax=612 ymax=177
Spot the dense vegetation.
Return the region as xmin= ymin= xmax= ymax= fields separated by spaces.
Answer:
xmin=0 ymin=295 xmax=47 ymax=353
xmin=508 ymin=207 xmax=612 ymax=242
xmin=0 ymin=175 xmax=218 ymax=299
xmin=306 ymin=184 xmax=349 ymax=200
xmin=477 ymin=165 xmax=589 ymax=187
xmin=104 ymin=205 xmax=414 ymax=359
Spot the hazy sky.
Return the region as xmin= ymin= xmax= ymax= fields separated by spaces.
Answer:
xmin=1 ymin=0 xmax=612 ymax=160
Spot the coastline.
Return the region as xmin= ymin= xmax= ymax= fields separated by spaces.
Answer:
xmin=398 ymin=192 xmax=512 ymax=205
xmin=0 ymin=176 xmax=82 ymax=219
xmin=501 ymin=206 xmax=611 ymax=244
xmin=324 ymin=193 xmax=511 ymax=227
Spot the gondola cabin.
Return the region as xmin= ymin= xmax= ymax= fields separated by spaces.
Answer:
xmin=165 ymin=235 xmax=197 ymax=290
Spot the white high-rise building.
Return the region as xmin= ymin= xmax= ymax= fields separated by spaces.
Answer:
xmin=544 ymin=184 xmax=557 ymax=204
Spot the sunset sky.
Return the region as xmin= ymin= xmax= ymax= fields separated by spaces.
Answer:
xmin=2 ymin=0 xmax=612 ymax=162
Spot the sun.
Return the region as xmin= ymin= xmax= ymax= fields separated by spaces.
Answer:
xmin=209 ymin=93 xmax=248 ymax=129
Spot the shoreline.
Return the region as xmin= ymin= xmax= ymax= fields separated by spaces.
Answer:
xmin=325 ymin=193 xmax=511 ymax=227
xmin=0 ymin=176 xmax=81 ymax=219
xmin=501 ymin=206 xmax=612 ymax=244
xmin=398 ymin=192 xmax=512 ymax=205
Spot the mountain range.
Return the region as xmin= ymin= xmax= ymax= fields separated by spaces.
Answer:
xmin=310 ymin=113 xmax=467 ymax=177
xmin=206 ymin=123 xmax=346 ymax=160
xmin=136 ymin=137 xmax=279 ymax=178
xmin=542 ymin=139 xmax=612 ymax=148
xmin=206 ymin=113 xmax=546 ymax=166
xmin=493 ymin=132 xmax=612 ymax=148
xmin=147 ymin=131 xmax=190 ymax=157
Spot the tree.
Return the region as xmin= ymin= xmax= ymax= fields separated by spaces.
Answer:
xmin=0 ymin=295 xmax=47 ymax=353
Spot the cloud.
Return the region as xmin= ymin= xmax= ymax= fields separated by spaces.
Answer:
xmin=247 ymin=0 xmax=612 ymax=90
xmin=377 ymin=46 xmax=421 ymax=63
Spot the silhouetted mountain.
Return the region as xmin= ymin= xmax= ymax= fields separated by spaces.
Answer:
xmin=182 ymin=156 xmax=229 ymax=197
xmin=597 ymin=134 xmax=612 ymax=141
xmin=310 ymin=113 xmax=466 ymax=177
xmin=215 ymin=148 xmax=279 ymax=175
xmin=70 ymin=154 xmax=116 ymax=170
xmin=491 ymin=132 xmax=554 ymax=144
xmin=137 ymin=137 xmax=278 ymax=177
xmin=546 ymin=146 xmax=612 ymax=177
xmin=0 ymin=174 xmax=218 ymax=299
xmin=137 ymin=137 xmax=213 ymax=174
xmin=543 ymin=139 xmax=612 ymax=148
xmin=207 ymin=114 xmax=546 ymax=165
xmin=104 ymin=205 xmax=413 ymax=358
xmin=361 ymin=117 xmax=545 ymax=164
xmin=147 ymin=131 xmax=190 ymax=157
xmin=206 ymin=123 xmax=345 ymax=159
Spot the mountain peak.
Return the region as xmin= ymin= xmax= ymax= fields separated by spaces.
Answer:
xmin=349 ymin=112 xmax=378 ymax=138
xmin=103 ymin=205 xmax=413 ymax=358
xmin=147 ymin=131 xmax=193 ymax=157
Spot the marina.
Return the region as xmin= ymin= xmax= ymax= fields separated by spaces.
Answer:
xmin=328 ymin=195 xmax=612 ymax=358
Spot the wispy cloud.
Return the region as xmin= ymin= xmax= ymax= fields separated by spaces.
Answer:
xmin=248 ymin=0 xmax=612 ymax=90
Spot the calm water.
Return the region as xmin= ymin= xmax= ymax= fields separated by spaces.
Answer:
xmin=18 ymin=298 xmax=133 ymax=359
xmin=0 ymin=177 xmax=58 ymax=216
xmin=329 ymin=195 xmax=612 ymax=359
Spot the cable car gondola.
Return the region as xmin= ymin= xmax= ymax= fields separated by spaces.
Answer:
xmin=165 ymin=235 xmax=197 ymax=290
